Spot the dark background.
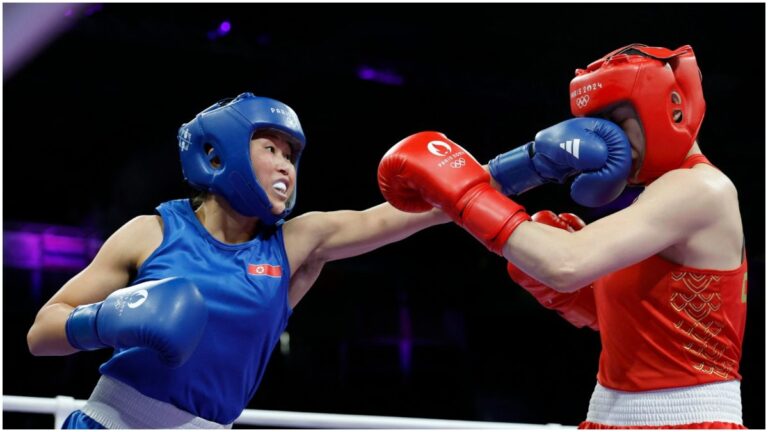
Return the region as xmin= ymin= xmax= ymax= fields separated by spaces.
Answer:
xmin=3 ymin=3 xmax=764 ymax=429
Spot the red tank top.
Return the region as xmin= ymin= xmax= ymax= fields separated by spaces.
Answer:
xmin=594 ymin=155 xmax=748 ymax=391
xmin=594 ymin=254 xmax=747 ymax=391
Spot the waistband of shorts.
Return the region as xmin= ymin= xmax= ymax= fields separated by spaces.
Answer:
xmin=81 ymin=375 xmax=232 ymax=429
xmin=586 ymin=380 xmax=743 ymax=427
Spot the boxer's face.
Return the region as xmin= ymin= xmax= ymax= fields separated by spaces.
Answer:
xmin=250 ymin=130 xmax=297 ymax=215
xmin=603 ymin=103 xmax=645 ymax=182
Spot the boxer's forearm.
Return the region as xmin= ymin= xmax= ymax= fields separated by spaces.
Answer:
xmin=320 ymin=203 xmax=449 ymax=262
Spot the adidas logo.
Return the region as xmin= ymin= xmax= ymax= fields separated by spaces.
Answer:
xmin=560 ymin=138 xmax=580 ymax=158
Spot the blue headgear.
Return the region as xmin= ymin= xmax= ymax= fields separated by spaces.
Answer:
xmin=177 ymin=93 xmax=306 ymax=225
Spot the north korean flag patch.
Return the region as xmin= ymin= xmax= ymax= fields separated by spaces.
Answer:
xmin=247 ymin=263 xmax=282 ymax=277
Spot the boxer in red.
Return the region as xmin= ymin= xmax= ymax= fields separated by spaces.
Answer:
xmin=378 ymin=44 xmax=747 ymax=429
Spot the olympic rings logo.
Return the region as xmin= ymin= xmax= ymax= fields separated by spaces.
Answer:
xmin=450 ymin=158 xmax=466 ymax=168
xmin=576 ymin=95 xmax=590 ymax=109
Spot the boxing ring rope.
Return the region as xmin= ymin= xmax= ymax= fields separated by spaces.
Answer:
xmin=3 ymin=395 xmax=574 ymax=429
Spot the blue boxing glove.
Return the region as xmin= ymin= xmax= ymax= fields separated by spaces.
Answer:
xmin=65 ymin=277 xmax=208 ymax=368
xmin=489 ymin=118 xmax=632 ymax=207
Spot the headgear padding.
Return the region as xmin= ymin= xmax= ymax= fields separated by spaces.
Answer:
xmin=569 ymin=44 xmax=705 ymax=184
xmin=178 ymin=92 xmax=305 ymax=225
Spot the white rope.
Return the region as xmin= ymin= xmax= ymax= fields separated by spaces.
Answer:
xmin=4 ymin=395 xmax=84 ymax=429
xmin=234 ymin=408 xmax=567 ymax=429
xmin=3 ymin=394 xmax=574 ymax=429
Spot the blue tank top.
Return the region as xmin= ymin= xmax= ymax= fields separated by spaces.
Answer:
xmin=99 ymin=199 xmax=292 ymax=424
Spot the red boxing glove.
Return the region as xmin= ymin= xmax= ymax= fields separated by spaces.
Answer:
xmin=378 ymin=131 xmax=530 ymax=254
xmin=530 ymin=210 xmax=584 ymax=232
xmin=507 ymin=211 xmax=599 ymax=330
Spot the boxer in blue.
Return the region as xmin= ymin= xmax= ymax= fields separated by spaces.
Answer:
xmin=26 ymin=93 xmax=455 ymax=428
xmin=27 ymin=92 xmax=627 ymax=429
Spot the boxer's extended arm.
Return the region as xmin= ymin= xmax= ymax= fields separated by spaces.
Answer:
xmin=308 ymin=204 xmax=450 ymax=261
xmin=503 ymin=168 xmax=736 ymax=292
xmin=27 ymin=215 xmax=162 ymax=356
xmin=284 ymin=204 xmax=450 ymax=306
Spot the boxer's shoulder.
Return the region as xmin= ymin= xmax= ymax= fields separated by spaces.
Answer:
xmin=281 ymin=211 xmax=335 ymax=270
xmin=632 ymin=166 xmax=740 ymax=243
xmin=103 ymin=215 xmax=164 ymax=270
xmin=283 ymin=211 xmax=336 ymax=242
xmin=645 ymin=164 xmax=737 ymax=206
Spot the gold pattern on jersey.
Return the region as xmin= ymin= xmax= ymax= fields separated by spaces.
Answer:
xmin=669 ymin=272 xmax=735 ymax=379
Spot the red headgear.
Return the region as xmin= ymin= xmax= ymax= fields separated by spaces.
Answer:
xmin=569 ymin=44 xmax=706 ymax=184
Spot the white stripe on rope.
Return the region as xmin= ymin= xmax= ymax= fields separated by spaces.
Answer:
xmin=3 ymin=394 xmax=574 ymax=429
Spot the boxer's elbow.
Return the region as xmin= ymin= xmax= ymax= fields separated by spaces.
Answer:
xmin=542 ymin=267 xmax=582 ymax=293
xmin=27 ymin=324 xmax=47 ymax=356
xmin=539 ymin=251 xmax=588 ymax=293
xmin=27 ymin=324 xmax=75 ymax=357
xmin=27 ymin=304 xmax=75 ymax=356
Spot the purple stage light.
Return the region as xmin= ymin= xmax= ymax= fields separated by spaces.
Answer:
xmin=42 ymin=232 xmax=86 ymax=254
xmin=358 ymin=67 xmax=377 ymax=80
xmin=5 ymin=3 xmax=87 ymax=79
xmin=357 ymin=65 xmax=404 ymax=86
xmin=4 ymin=222 xmax=103 ymax=271
xmin=398 ymin=304 xmax=413 ymax=375
xmin=41 ymin=232 xmax=89 ymax=269
xmin=4 ymin=231 xmax=43 ymax=270
xmin=43 ymin=254 xmax=88 ymax=270
xmin=377 ymin=71 xmax=404 ymax=86
xmin=207 ymin=20 xmax=232 ymax=40
xmin=84 ymin=4 xmax=103 ymax=16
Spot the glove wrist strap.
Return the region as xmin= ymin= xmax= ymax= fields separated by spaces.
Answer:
xmin=488 ymin=143 xmax=546 ymax=196
xmin=66 ymin=303 xmax=106 ymax=351
xmin=458 ymin=185 xmax=531 ymax=255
